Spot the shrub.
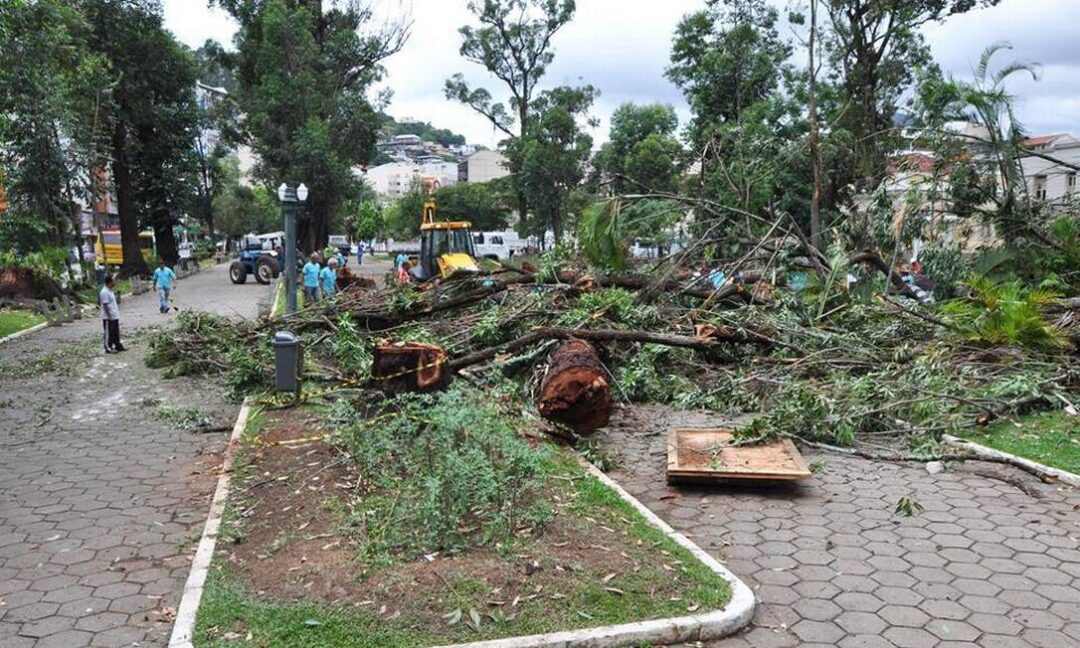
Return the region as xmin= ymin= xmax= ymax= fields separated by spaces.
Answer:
xmin=341 ymin=387 xmax=551 ymax=566
xmin=941 ymin=276 xmax=1067 ymax=351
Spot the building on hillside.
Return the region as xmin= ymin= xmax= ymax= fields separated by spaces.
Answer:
xmin=1019 ymin=133 xmax=1080 ymax=207
xmin=458 ymin=150 xmax=510 ymax=183
xmin=360 ymin=161 xmax=458 ymax=198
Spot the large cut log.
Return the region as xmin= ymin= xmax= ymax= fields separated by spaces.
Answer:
xmin=371 ymin=341 xmax=448 ymax=393
xmin=537 ymin=339 xmax=612 ymax=434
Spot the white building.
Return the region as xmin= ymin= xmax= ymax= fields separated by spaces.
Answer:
xmin=1019 ymin=133 xmax=1080 ymax=207
xmin=360 ymin=161 xmax=458 ymax=198
xmin=458 ymin=150 xmax=510 ymax=184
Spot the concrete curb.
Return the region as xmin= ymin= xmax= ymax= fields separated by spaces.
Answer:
xmin=943 ymin=434 xmax=1080 ymax=488
xmin=0 ymin=320 xmax=48 ymax=345
xmin=168 ymin=398 xmax=253 ymax=648
xmin=432 ymin=460 xmax=757 ymax=648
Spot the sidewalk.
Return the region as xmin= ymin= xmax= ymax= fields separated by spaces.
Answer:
xmin=0 ymin=263 xmax=265 ymax=648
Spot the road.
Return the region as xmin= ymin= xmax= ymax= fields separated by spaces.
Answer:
xmin=0 ymin=262 xmax=266 ymax=648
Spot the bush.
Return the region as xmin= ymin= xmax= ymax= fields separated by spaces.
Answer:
xmin=941 ymin=276 xmax=1067 ymax=351
xmin=341 ymin=387 xmax=551 ymax=565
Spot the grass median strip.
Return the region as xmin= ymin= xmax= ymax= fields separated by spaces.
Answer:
xmin=193 ymin=386 xmax=731 ymax=647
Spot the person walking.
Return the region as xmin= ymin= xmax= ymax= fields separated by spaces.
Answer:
xmin=99 ymin=276 xmax=125 ymax=353
xmin=152 ymin=259 xmax=177 ymax=314
xmin=320 ymin=257 xmax=338 ymax=299
xmin=302 ymin=253 xmax=322 ymax=304
xmin=356 ymin=241 xmax=365 ymax=266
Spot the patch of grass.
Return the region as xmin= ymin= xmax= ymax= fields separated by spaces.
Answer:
xmin=156 ymin=405 xmax=212 ymax=431
xmin=196 ymin=450 xmax=732 ymax=647
xmin=960 ymin=411 xmax=1080 ymax=474
xmin=0 ymin=309 xmax=45 ymax=338
xmin=341 ymin=387 xmax=552 ymax=567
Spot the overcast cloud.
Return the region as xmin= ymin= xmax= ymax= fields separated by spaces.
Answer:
xmin=164 ymin=0 xmax=1080 ymax=148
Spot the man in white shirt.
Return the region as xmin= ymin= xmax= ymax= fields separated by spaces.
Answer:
xmin=99 ymin=276 xmax=125 ymax=353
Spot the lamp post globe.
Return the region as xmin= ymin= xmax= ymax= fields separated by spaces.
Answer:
xmin=296 ymin=183 xmax=309 ymax=202
xmin=277 ymin=183 xmax=288 ymax=202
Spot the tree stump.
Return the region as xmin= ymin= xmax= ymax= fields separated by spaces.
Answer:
xmin=372 ymin=341 xmax=448 ymax=393
xmin=537 ymin=339 xmax=611 ymax=434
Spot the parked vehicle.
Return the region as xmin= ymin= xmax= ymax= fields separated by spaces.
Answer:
xmin=328 ymin=235 xmax=351 ymax=259
xmin=229 ymin=233 xmax=281 ymax=285
xmin=94 ymin=230 xmax=155 ymax=266
xmin=472 ymin=230 xmax=525 ymax=260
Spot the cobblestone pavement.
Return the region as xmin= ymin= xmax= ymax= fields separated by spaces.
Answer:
xmin=0 ymin=263 xmax=264 ymax=648
xmin=595 ymin=406 xmax=1080 ymax=648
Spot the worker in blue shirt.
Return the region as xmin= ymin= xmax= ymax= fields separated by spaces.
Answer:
xmin=152 ymin=259 xmax=177 ymax=314
xmin=302 ymin=253 xmax=322 ymax=304
xmin=320 ymin=258 xmax=338 ymax=299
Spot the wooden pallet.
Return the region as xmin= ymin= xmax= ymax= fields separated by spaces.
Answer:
xmin=666 ymin=427 xmax=812 ymax=483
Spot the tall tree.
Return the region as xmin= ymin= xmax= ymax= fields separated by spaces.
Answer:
xmin=445 ymin=0 xmax=576 ymax=234
xmin=595 ymin=103 xmax=681 ymax=194
xmin=82 ymin=0 xmax=200 ymax=275
xmin=217 ymin=0 xmax=408 ymax=252
xmin=0 ymin=0 xmax=106 ymax=254
xmin=513 ymin=85 xmax=597 ymax=244
xmin=667 ymin=0 xmax=791 ymax=148
xmin=824 ymin=0 xmax=1001 ymax=189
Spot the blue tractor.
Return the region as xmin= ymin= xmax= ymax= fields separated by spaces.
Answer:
xmin=229 ymin=234 xmax=281 ymax=285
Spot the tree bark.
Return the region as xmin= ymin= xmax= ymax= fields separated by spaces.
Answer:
xmin=808 ymin=0 xmax=823 ymax=252
xmin=537 ymin=339 xmax=611 ymax=434
xmin=152 ymin=214 xmax=179 ymax=265
xmin=112 ymin=124 xmax=149 ymax=278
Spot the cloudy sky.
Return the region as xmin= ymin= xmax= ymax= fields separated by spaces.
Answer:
xmin=164 ymin=0 xmax=1080 ymax=148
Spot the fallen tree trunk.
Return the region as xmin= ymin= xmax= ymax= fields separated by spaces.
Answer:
xmin=537 ymin=339 xmax=611 ymax=434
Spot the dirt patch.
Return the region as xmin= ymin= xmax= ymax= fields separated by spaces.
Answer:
xmin=0 ymin=267 xmax=64 ymax=301
xmin=217 ymin=407 xmax=725 ymax=641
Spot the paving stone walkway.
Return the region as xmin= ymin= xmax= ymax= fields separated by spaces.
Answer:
xmin=595 ymin=406 xmax=1080 ymax=648
xmin=0 ymin=263 xmax=264 ymax=648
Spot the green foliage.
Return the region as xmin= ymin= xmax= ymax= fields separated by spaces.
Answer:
xmin=941 ymin=277 xmax=1067 ymax=350
xmin=0 ymin=246 xmax=70 ymax=283
xmin=513 ymin=85 xmax=598 ymax=242
xmin=615 ymin=344 xmax=697 ymax=403
xmin=919 ymin=242 xmax=968 ymax=296
xmin=0 ymin=0 xmax=109 ymax=253
xmin=433 ymin=182 xmax=511 ymax=231
xmin=340 ymin=387 xmax=552 ymax=565
xmin=331 ymin=313 xmax=372 ymax=377
xmin=578 ymin=201 xmax=627 ymax=271
xmin=445 ymin=0 xmax=577 ymax=238
xmin=558 ymin=288 xmax=656 ymax=330
xmin=221 ymin=0 xmax=406 ymax=252
xmin=594 ymin=103 xmax=682 ymax=194
xmin=212 ymin=157 xmax=279 ymax=240
xmin=379 ymin=113 xmax=467 ymax=148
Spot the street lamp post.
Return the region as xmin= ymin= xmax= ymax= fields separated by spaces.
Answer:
xmin=278 ymin=182 xmax=309 ymax=314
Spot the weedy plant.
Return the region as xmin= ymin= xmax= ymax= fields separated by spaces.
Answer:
xmin=339 ymin=386 xmax=552 ymax=567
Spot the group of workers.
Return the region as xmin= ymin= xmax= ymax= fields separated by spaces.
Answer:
xmin=301 ymin=251 xmax=345 ymax=303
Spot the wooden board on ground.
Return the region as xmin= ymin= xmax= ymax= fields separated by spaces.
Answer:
xmin=666 ymin=427 xmax=812 ymax=483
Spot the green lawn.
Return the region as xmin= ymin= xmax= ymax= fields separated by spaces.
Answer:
xmin=961 ymin=411 xmax=1080 ymax=475
xmin=0 ymin=309 xmax=45 ymax=338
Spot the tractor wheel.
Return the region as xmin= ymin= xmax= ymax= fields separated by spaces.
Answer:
xmin=229 ymin=262 xmax=247 ymax=284
xmin=255 ymin=257 xmax=278 ymax=285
